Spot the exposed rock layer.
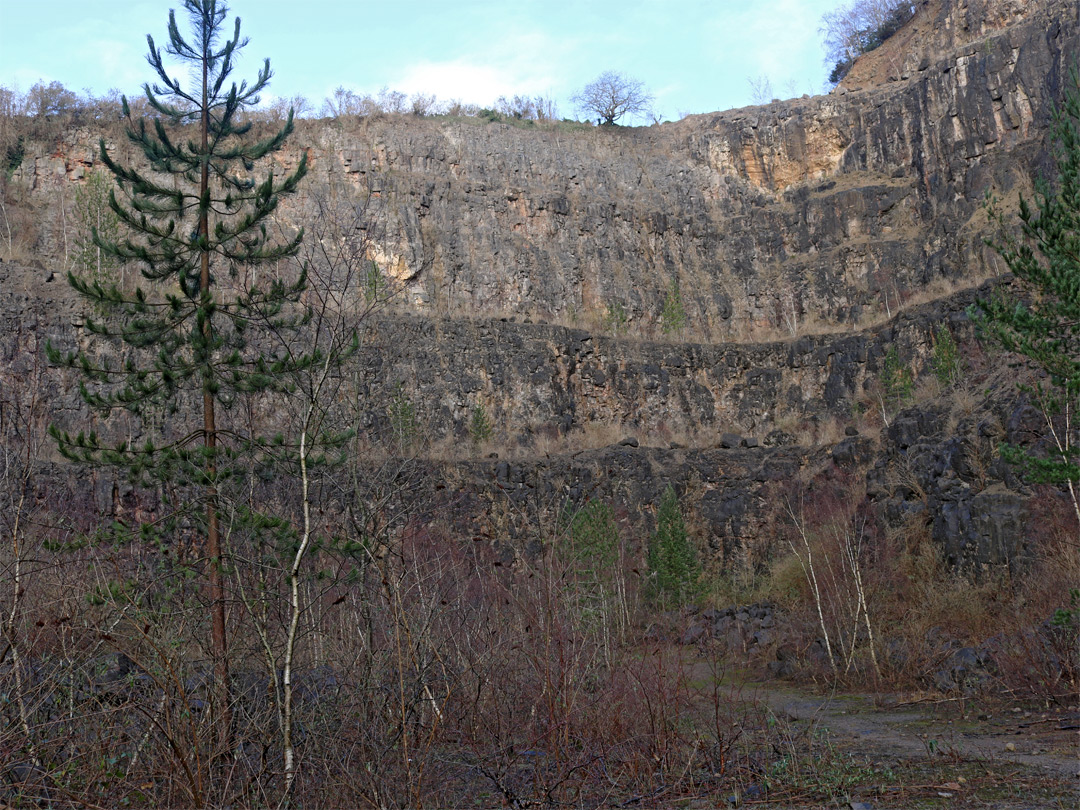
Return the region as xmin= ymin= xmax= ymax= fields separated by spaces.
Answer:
xmin=2 ymin=0 xmax=1077 ymax=571
xmin=8 ymin=0 xmax=1076 ymax=336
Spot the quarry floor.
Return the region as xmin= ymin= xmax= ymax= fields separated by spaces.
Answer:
xmin=699 ymin=670 xmax=1080 ymax=808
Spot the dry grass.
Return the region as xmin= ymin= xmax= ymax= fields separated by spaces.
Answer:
xmin=946 ymin=381 xmax=981 ymax=422
xmin=883 ymin=455 xmax=929 ymax=504
xmin=521 ymin=268 xmax=1001 ymax=354
xmin=418 ymin=417 xmax=747 ymax=463
xmin=418 ymin=412 xmax=830 ymax=463
xmin=723 ymin=463 xmax=1080 ymax=699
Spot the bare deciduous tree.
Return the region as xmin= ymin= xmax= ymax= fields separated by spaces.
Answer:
xmin=747 ymin=75 xmax=774 ymax=106
xmin=263 ymin=93 xmax=313 ymax=121
xmin=821 ymin=0 xmax=917 ymax=83
xmin=25 ymin=80 xmax=81 ymax=119
xmin=572 ymin=71 xmax=653 ymax=126
xmin=0 ymin=354 xmax=47 ymax=772
xmin=321 ymin=85 xmax=363 ymax=118
xmin=409 ymin=92 xmax=442 ymax=116
xmin=321 ymin=85 xmax=409 ymax=119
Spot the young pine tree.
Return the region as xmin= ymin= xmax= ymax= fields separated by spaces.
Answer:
xmin=973 ymin=69 xmax=1080 ymax=538
xmin=647 ymin=485 xmax=700 ymax=608
xmin=48 ymin=0 xmax=309 ymax=744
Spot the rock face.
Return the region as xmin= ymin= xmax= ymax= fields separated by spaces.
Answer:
xmin=2 ymin=0 xmax=1077 ymax=571
xmin=867 ymin=391 xmax=1045 ymax=577
xmin=350 ymin=288 xmax=981 ymax=444
xmin=842 ymin=0 xmax=1068 ymax=90
xmin=431 ymin=444 xmax=810 ymax=572
xmin=9 ymin=0 xmax=1077 ymax=336
xmin=271 ymin=0 xmax=1072 ymax=336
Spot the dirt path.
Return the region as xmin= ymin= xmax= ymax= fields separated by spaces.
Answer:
xmin=757 ymin=686 xmax=1080 ymax=779
xmin=682 ymin=658 xmax=1080 ymax=807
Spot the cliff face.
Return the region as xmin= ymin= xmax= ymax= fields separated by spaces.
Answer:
xmin=349 ymin=293 xmax=978 ymax=445
xmin=2 ymin=0 xmax=1077 ymax=570
xmin=841 ymin=0 xmax=1062 ymax=89
xmin=293 ymin=0 xmax=1070 ymax=333
xmin=9 ymin=0 xmax=1076 ymax=337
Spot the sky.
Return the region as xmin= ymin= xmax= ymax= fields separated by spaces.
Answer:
xmin=0 ymin=0 xmax=842 ymax=122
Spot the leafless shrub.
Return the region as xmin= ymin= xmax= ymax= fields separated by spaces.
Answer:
xmin=409 ymin=92 xmax=442 ymax=117
xmin=443 ymin=99 xmax=480 ymax=118
xmin=321 ymin=85 xmax=410 ymax=119
xmin=257 ymin=94 xmax=313 ymax=123
xmin=494 ymin=94 xmax=559 ymax=121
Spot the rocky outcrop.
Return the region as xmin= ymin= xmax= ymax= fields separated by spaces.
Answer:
xmin=6 ymin=1 xmax=1077 ymax=338
xmin=864 ymin=381 xmax=1067 ymax=576
xmin=842 ymin=0 xmax=1073 ymax=91
xmin=427 ymin=444 xmax=810 ymax=571
xmin=1 ymin=0 xmax=1076 ymax=575
xmin=350 ymin=287 xmax=983 ymax=444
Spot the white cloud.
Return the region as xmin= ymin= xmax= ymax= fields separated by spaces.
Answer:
xmin=389 ymin=57 xmax=563 ymax=107
xmin=393 ymin=61 xmax=514 ymax=105
xmin=370 ymin=20 xmax=582 ymax=108
xmin=75 ymin=38 xmax=147 ymax=93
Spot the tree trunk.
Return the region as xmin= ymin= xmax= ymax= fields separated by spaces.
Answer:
xmin=200 ymin=45 xmax=231 ymax=755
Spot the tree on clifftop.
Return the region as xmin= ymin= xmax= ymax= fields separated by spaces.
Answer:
xmin=573 ymin=71 xmax=654 ymax=126
xmin=48 ymin=0 xmax=308 ymax=748
xmin=821 ymin=0 xmax=917 ymax=83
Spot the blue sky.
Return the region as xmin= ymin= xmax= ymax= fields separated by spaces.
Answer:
xmin=0 ymin=0 xmax=841 ymax=121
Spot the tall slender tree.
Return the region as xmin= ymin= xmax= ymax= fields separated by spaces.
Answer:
xmin=48 ymin=0 xmax=308 ymax=748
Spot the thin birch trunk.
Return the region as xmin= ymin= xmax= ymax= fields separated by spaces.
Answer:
xmin=5 ymin=483 xmax=39 ymax=768
xmin=283 ymin=347 xmax=334 ymax=794
xmin=786 ymin=502 xmax=838 ymax=679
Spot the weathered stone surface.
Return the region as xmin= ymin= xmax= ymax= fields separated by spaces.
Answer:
xmin=0 ymin=0 xmax=1074 ymax=577
xmin=425 ymin=444 xmax=815 ymax=572
xmin=340 ymin=288 xmax=982 ymax=445
xmin=867 ymin=388 xmax=1048 ymax=577
xmin=6 ymin=1 xmax=1076 ymax=338
xmin=832 ymin=436 xmax=875 ymax=468
xmin=679 ymin=601 xmax=781 ymax=655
